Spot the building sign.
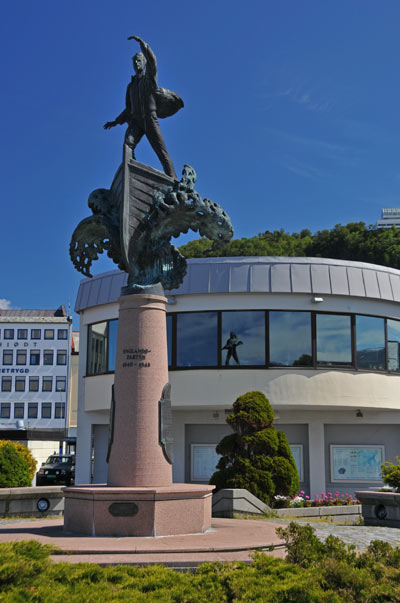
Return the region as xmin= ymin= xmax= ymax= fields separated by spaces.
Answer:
xmin=330 ymin=445 xmax=384 ymax=482
xmin=289 ymin=444 xmax=304 ymax=482
xmin=191 ymin=444 xmax=220 ymax=481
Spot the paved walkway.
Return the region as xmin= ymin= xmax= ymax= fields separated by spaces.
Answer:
xmin=1 ymin=517 xmax=400 ymax=565
xmin=0 ymin=518 xmax=287 ymax=566
xmin=285 ymin=519 xmax=400 ymax=549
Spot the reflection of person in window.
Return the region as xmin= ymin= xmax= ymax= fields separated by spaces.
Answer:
xmin=222 ymin=332 xmax=243 ymax=365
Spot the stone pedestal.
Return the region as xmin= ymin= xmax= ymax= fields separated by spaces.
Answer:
xmin=64 ymin=291 xmax=214 ymax=536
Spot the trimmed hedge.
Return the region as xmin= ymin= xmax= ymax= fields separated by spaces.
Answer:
xmin=2 ymin=525 xmax=400 ymax=600
xmin=210 ymin=391 xmax=299 ymax=504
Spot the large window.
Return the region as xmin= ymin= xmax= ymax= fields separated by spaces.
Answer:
xmin=177 ymin=312 xmax=218 ymax=367
xmin=43 ymin=350 xmax=54 ymax=365
xmin=15 ymin=377 xmax=25 ymax=392
xmin=29 ymin=377 xmax=39 ymax=392
xmin=16 ymin=350 xmax=27 ymax=366
xmin=269 ymin=312 xmax=312 ymax=367
xmin=3 ymin=350 xmax=13 ymax=365
xmin=41 ymin=403 xmax=52 ymax=419
xmin=58 ymin=329 xmax=68 ymax=340
xmin=44 ymin=329 xmax=54 ymax=340
xmin=14 ymin=403 xmax=24 ymax=419
xmin=356 ymin=315 xmax=385 ymax=370
xmin=167 ymin=315 xmax=173 ymax=366
xmin=17 ymin=329 xmax=27 ymax=340
xmin=86 ymin=310 xmax=400 ymax=375
xmin=57 ymin=350 xmax=67 ymax=365
xmin=221 ymin=311 xmax=265 ymax=366
xmin=56 ymin=376 xmax=66 ymax=392
xmin=0 ymin=404 xmax=10 ymax=419
xmin=316 ymin=314 xmax=352 ymax=366
xmin=30 ymin=350 xmax=40 ymax=365
xmin=1 ymin=377 xmax=11 ymax=392
xmin=31 ymin=329 xmax=41 ymax=340
xmin=387 ymin=319 xmax=400 ymax=372
xmin=42 ymin=377 xmax=52 ymax=392
xmin=55 ymin=403 xmax=65 ymax=419
xmin=28 ymin=403 xmax=38 ymax=419
xmin=87 ymin=320 xmax=118 ymax=375
xmin=4 ymin=329 xmax=14 ymax=340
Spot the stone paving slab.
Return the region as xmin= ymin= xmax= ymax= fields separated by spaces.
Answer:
xmin=0 ymin=518 xmax=287 ymax=566
xmin=280 ymin=519 xmax=400 ymax=549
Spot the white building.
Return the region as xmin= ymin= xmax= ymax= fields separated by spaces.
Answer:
xmin=74 ymin=257 xmax=400 ymax=497
xmin=0 ymin=307 xmax=73 ymax=468
xmin=375 ymin=208 xmax=400 ymax=229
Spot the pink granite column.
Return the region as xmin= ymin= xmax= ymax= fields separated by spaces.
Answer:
xmin=107 ymin=293 xmax=172 ymax=487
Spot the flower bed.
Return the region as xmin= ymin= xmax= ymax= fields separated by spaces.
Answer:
xmin=273 ymin=490 xmax=359 ymax=509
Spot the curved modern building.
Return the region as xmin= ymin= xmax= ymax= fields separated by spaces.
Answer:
xmin=74 ymin=256 xmax=400 ymax=497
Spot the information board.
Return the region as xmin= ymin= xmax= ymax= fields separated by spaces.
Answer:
xmin=331 ymin=445 xmax=384 ymax=482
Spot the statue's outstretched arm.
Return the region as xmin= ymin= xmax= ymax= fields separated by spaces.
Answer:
xmin=128 ymin=35 xmax=157 ymax=82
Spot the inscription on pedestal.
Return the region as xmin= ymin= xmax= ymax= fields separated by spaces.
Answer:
xmin=122 ymin=347 xmax=151 ymax=369
xmin=108 ymin=502 xmax=139 ymax=517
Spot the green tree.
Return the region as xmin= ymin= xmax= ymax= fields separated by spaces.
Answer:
xmin=0 ymin=442 xmax=31 ymax=488
xmin=209 ymin=391 xmax=299 ymax=504
xmin=179 ymin=222 xmax=400 ymax=270
xmin=0 ymin=441 xmax=36 ymax=481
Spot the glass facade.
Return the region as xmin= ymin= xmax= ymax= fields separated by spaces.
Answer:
xmin=316 ymin=314 xmax=352 ymax=366
xmin=356 ymin=315 xmax=385 ymax=370
xmin=87 ymin=320 xmax=117 ymax=376
xmin=221 ymin=311 xmax=265 ymax=366
xmin=269 ymin=312 xmax=312 ymax=367
xmin=177 ymin=312 xmax=218 ymax=367
xmin=85 ymin=311 xmax=400 ymax=375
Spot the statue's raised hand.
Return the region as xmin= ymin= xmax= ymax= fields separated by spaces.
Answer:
xmin=104 ymin=121 xmax=117 ymax=130
xmin=128 ymin=35 xmax=144 ymax=44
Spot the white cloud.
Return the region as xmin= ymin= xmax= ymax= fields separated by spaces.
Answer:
xmin=0 ymin=299 xmax=12 ymax=309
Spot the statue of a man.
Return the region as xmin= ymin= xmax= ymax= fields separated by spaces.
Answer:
xmin=222 ymin=332 xmax=243 ymax=365
xmin=104 ymin=36 xmax=183 ymax=180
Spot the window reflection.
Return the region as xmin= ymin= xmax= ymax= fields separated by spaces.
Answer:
xmin=177 ymin=312 xmax=218 ymax=366
xmin=108 ymin=320 xmax=118 ymax=372
xmin=356 ymin=315 xmax=385 ymax=370
xmin=221 ymin=312 xmax=265 ymax=365
xmin=269 ymin=312 xmax=312 ymax=367
xmin=387 ymin=319 xmax=400 ymax=372
xmin=167 ymin=315 xmax=172 ymax=366
xmin=317 ymin=314 xmax=352 ymax=366
xmin=87 ymin=322 xmax=107 ymax=375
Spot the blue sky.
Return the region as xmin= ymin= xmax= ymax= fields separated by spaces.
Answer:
xmin=2 ymin=1 xmax=400 ymax=327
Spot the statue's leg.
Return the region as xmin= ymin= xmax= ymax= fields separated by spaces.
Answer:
xmin=125 ymin=122 xmax=144 ymax=160
xmin=145 ymin=112 xmax=177 ymax=179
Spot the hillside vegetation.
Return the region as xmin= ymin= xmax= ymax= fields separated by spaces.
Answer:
xmin=179 ymin=222 xmax=400 ymax=269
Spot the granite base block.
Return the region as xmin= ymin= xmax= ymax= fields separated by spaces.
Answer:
xmin=64 ymin=484 xmax=214 ymax=537
xmin=212 ymin=489 xmax=269 ymax=518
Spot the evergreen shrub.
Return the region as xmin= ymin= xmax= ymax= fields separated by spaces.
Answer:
xmin=0 ymin=442 xmax=31 ymax=488
xmin=209 ymin=391 xmax=299 ymax=503
xmin=0 ymin=441 xmax=36 ymax=481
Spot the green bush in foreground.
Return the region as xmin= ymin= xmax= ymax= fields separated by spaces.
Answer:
xmin=209 ymin=392 xmax=299 ymax=504
xmin=0 ymin=442 xmax=31 ymax=488
xmin=2 ymin=524 xmax=400 ymax=600
xmin=381 ymin=456 xmax=400 ymax=491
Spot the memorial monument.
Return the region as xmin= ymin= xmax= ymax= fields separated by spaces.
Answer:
xmin=65 ymin=36 xmax=233 ymax=536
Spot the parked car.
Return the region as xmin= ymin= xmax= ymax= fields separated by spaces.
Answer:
xmin=36 ymin=454 xmax=75 ymax=486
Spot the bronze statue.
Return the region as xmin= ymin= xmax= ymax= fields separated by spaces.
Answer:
xmin=104 ymin=36 xmax=183 ymax=179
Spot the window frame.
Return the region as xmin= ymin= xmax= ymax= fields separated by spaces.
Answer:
xmin=2 ymin=350 xmax=13 ymax=365
xmin=56 ymin=349 xmax=67 ymax=366
xmin=55 ymin=403 xmax=65 ymax=419
xmin=1 ymin=377 xmax=12 ymax=392
xmin=43 ymin=349 xmax=54 ymax=366
xmin=14 ymin=403 xmax=24 ymax=419
xmin=15 ymin=377 xmax=25 ymax=392
xmin=28 ymin=403 xmax=38 ymax=419
xmin=29 ymin=376 xmax=39 ymax=392
xmin=41 ymin=403 xmax=52 ymax=419
xmin=30 ymin=329 xmax=41 ymax=340
xmin=3 ymin=329 xmax=14 ymax=340
xmin=44 ymin=329 xmax=54 ymax=340
xmin=0 ymin=403 xmax=10 ymax=419
xmin=55 ymin=376 xmax=66 ymax=392
xmin=17 ymin=329 xmax=27 ymax=340
xmin=30 ymin=350 xmax=40 ymax=365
